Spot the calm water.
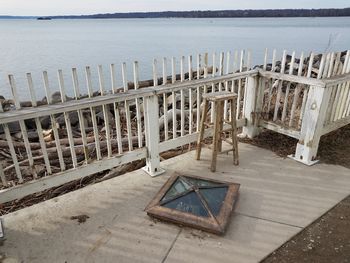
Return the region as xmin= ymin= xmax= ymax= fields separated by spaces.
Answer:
xmin=0 ymin=17 xmax=349 ymax=99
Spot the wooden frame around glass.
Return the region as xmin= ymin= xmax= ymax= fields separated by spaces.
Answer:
xmin=145 ymin=173 xmax=240 ymax=235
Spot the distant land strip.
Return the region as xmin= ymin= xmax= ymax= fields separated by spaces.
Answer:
xmin=1 ymin=8 xmax=350 ymax=19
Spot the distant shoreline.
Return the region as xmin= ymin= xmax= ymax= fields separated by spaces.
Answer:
xmin=1 ymin=8 xmax=350 ymax=19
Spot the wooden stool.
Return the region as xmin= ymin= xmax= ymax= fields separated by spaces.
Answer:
xmin=196 ymin=91 xmax=239 ymax=172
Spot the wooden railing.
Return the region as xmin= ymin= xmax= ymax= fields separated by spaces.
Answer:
xmin=253 ymin=50 xmax=350 ymax=165
xmin=0 ymin=49 xmax=349 ymax=203
xmin=0 ymin=50 xmax=254 ymax=203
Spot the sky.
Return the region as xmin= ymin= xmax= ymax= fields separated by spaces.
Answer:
xmin=1 ymin=0 xmax=349 ymax=16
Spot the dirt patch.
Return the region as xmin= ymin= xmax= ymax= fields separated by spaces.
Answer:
xmin=240 ymin=124 xmax=350 ymax=169
xmin=262 ymin=195 xmax=350 ymax=263
xmin=70 ymin=214 xmax=90 ymax=224
xmin=318 ymin=125 xmax=350 ymax=169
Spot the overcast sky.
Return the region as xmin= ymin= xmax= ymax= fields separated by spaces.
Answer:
xmin=1 ymin=0 xmax=349 ymax=16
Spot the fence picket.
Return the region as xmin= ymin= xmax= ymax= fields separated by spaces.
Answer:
xmin=188 ymin=55 xmax=193 ymax=134
xmin=42 ymin=72 xmax=66 ymax=171
xmin=224 ymin=51 xmax=231 ymax=120
xmin=98 ymin=65 xmax=112 ymax=157
xmin=267 ymin=49 xmax=277 ymax=113
xmin=3 ymin=124 xmax=23 ymax=182
xmin=289 ymin=52 xmax=305 ymax=127
xmin=298 ymin=52 xmax=315 ymax=126
xmin=211 ymin=53 xmax=216 ymax=122
xmin=231 ymin=50 xmax=239 ymax=95
xmin=237 ymin=50 xmax=245 ymax=119
xmin=122 ymin=62 xmax=133 ymax=151
xmin=10 ymin=74 xmax=37 ymax=178
xmin=1 ymin=92 xmax=22 ymax=182
xmin=161 ymin=58 xmax=169 ymax=140
xmin=110 ymin=64 xmax=123 ymax=154
xmin=273 ymin=50 xmax=287 ymax=121
xmin=171 ymin=57 xmax=177 ymax=138
xmin=85 ymin=66 xmax=102 ymax=160
xmin=324 ymin=52 xmax=337 ymax=124
xmin=242 ymin=50 xmax=251 ymax=117
xmin=72 ymin=68 xmax=89 ymax=163
xmin=132 ymin=61 xmax=143 ymax=147
xmin=196 ymin=54 xmax=201 ymax=132
xmin=58 ymin=70 xmax=78 ymax=168
xmin=218 ymin=52 xmax=224 ymax=92
xmin=281 ymin=51 xmax=296 ymax=122
xmin=180 ymin=56 xmax=185 ymax=136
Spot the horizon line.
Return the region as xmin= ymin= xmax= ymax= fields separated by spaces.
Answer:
xmin=1 ymin=7 xmax=350 ymax=17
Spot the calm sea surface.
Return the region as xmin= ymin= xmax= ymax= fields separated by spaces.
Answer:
xmin=0 ymin=17 xmax=349 ymax=99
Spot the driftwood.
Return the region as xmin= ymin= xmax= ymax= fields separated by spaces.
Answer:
xmin=29 ymin=136 xmax=141 ymax=157
xmin=3 ymin=136 xmax=142 ymax=173
xmin=0 ymin=136 xmax=97 ymax=151
xmin=158 ymin=109 xmax=198 ymax=129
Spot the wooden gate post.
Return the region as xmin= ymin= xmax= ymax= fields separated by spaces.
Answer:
xmin=143 ymin=94 xmax=165 ymax=177
xmin=290 ymin=85 xmax=331 ymax=165
xmin=241 ymin=75 xmax=262 ymax=138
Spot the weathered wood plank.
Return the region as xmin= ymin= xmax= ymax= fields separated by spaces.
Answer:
xmin=122 ymin=62 xmax=133 ymax=152
xmin=133 ymin=61 xmax=144 ymax=147
xmin=85 ymin=66 xmax=102 ymax=160
xmin=98 ymin=65 xmax=112 ymax=157
xmin=259 ymin=69 xmax=325 ymax=87
xmin=72 ymin=68 xmax=89 ymax=163
xmin=259 ymin=120 xmax=301 ymax=140
xmin=162 ymin=58 xmax=169 ymax=140
xmin=0 ymin=70 xmax=258 ymax=125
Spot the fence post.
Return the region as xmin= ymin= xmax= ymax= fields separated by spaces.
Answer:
xmin=290 ymin=84 xmax=330 ymax=165
xmin=241 ymin=75 xmax=262 ymax=138
xmin=142 ymin=94 xmax=165 ymax=177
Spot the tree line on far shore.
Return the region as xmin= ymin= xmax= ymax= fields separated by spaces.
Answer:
xmin=49 ymin=8 xmax=350 ymax=19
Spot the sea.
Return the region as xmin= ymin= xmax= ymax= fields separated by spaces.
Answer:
xmin=0 ymin=17 xmax=349 ymax=100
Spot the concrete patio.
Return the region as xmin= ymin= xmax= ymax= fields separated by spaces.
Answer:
xmin=1 ymin=142 xmax=350 ymax=263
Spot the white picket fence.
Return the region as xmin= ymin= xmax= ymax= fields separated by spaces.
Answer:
xmin=0 ymin=49 xmax=349 ymax=203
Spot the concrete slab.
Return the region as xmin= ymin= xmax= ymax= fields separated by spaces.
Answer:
xmin=191 ymin=144 xmax=350 ymax=228
xmin=165 ymin=214 xmax=298 ymax=263
xmin=1 ymin=143 xmax=349 ymax=263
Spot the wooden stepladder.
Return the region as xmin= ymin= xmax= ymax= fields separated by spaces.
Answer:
xmin=196 ymin=91 xmax=239 ymax=172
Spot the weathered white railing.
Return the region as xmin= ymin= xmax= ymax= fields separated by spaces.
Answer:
xmin=248 ymin=50 xmax=350 ymax=165
xmin=0 ymin=50 xmax=253 ymax=202
xmin=0 ymin=49 xmax=349 ymax=203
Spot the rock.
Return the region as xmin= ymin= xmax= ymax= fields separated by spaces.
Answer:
xmin=51 ymin=91 xmax=64 ymax=104
xmin=50 ymin=91 xmax=74 ymax=104
xmin=0 ymin=122 xmax=21 ymax=134
xmin=56 ymin=112 xmax=80 ymax=127
xmin=41 ymin=96 xmax=48 ymax=105
xmin=27 ymin=131 xmax=39 ymax=142
xmin=24 ymin=119 xmax=36 ymax=130
xmin=96 ymin=109 xmax=114 ymax=125
xmin=13 ymin=132 xmax=23 ymax=139
xmin=40 ymin=116 xmax=52 ymax=129
xmin=82 ymin=112 xmax=92 ymax=127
